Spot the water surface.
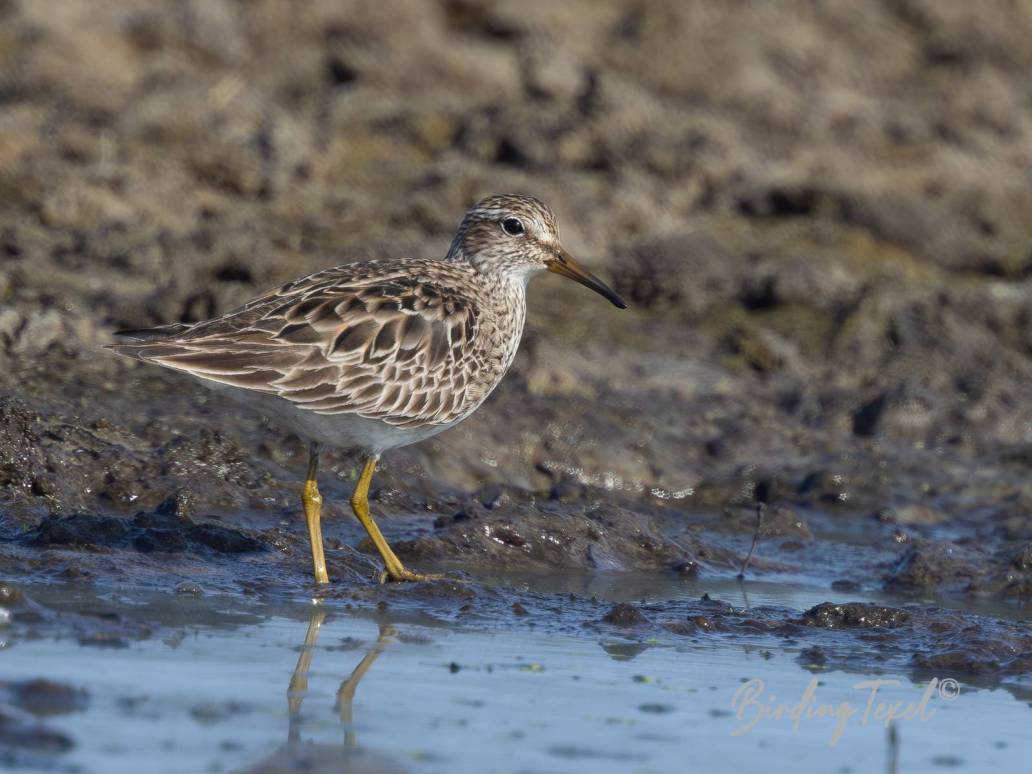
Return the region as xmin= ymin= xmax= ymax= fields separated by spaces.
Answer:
xmin=2 ymin=581 xmax=1028 ymax=773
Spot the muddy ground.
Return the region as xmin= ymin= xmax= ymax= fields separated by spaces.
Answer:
xmin=0 ymin=0 xmax=1031 ymax=748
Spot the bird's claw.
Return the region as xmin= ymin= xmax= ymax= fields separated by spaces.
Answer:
xmin=378 ymin=567 xmax=461 ymax=584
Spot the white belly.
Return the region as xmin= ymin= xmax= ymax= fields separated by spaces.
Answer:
xmin=203 ymin=379 xmax=459 ymax=454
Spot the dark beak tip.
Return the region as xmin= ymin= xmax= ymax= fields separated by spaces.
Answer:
xmin=605 ymin=291 xmax=627 ymax=309
xmin=593 ymin=285 xmax=627 ymax=309
xmin=549 ymin=253 xmax=627 ymax=310
xmin=601 ymin=283 xmax=627 ymax=309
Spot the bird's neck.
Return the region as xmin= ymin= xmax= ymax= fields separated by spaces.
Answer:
xmin=446 ymin=242 xmax=538 ymax=292
xmin=444 ymin=228 xmax=469 ymax=264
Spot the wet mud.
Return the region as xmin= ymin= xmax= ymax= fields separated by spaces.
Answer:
xmin=0 ymin=2 xmax=1030 ymax=766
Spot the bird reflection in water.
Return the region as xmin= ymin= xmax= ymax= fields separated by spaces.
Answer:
xmin=246 ymin=608 xmax=405 ymax=774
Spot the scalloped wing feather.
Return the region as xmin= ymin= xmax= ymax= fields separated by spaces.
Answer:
xmin=110 ymin=261 xmax=486 ymax=427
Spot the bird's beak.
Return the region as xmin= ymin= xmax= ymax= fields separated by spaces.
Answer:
xmin=547 ymin=247 xmax=626 ymax=309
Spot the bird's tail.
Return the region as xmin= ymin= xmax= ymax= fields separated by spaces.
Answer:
xmin=111 ymin=322 xmax=192 ymax=342
xmin=107 ymin=322 xmax=193 ymax=361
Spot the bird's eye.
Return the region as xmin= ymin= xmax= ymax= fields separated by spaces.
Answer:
xmin=501 ymin=217 xmax=524 ymax=236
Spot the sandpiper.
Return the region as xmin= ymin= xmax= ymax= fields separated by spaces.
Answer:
xmin=110 ymin=194 xmax=626 ymax=583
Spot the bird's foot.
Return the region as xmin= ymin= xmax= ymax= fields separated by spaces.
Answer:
xmin=378 ymin=566 xmax=457 ymax=584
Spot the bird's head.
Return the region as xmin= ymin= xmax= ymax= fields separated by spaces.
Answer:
xmin=447 ymin=193 xmax=626 ymax=309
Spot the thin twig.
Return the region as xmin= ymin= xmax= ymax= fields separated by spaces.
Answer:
xmin=737 ymin=502 xmax=766 ymax=579
xmin=887 ymin=721 xmax=899 ymax=774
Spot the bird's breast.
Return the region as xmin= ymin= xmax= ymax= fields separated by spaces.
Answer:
xmin=449 ymin=283 xmax=527 ymax=421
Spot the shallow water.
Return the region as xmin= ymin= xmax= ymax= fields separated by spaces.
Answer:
xmin=452 ymin=567 xmax=1031 ymax=623
xmin=2 ymin=581 xmax=1029 ymax=773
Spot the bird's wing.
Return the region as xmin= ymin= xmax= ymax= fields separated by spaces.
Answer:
xmin=109 ymin=262 xmax=483 ymax=427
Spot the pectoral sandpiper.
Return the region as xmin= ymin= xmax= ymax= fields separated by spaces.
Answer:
xmin=110 ymin=194 xmax=626 ymax=584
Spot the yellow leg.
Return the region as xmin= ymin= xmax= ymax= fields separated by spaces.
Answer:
xmin=302 ymin=446 xmax=329 ymax=585
xmin=350 ymin=456 xmax=443 ymax=583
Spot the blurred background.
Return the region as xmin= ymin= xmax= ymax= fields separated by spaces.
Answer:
xmin=1 ymin=0 xmax=1032 ymax=570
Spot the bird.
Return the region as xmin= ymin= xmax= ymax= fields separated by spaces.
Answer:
xmin=109 ymin=194 xmax=626 ymax=584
